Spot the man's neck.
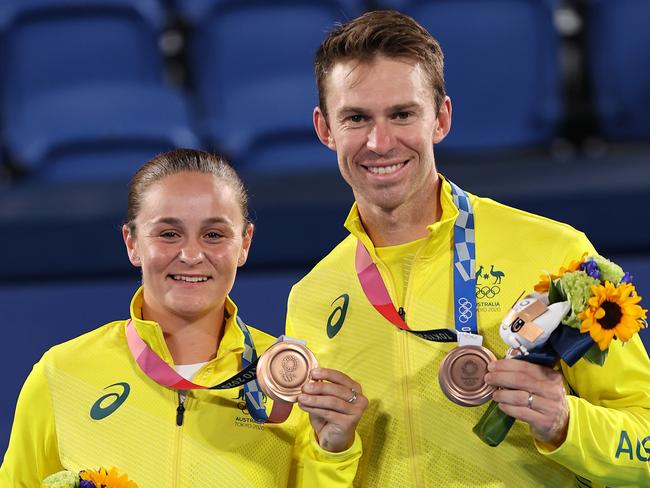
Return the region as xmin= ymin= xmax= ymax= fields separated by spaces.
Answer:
xmin=356 ymin=179 xmax=442 ymax=247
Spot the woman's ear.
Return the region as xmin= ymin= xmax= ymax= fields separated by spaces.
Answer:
xmin=238 ymin=223 xmax=254 ymax=266
xmin=122 ymin=224 xmax=141 ymax=267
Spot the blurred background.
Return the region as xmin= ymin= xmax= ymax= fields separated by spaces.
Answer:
xmin=1 ymin=0 xmax=649 ymax=455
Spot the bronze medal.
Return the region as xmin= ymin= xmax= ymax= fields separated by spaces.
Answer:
xmin=257 ymin=340 xmax=318 ymax=403
xmin=438 ymin=345 xmax=496 ymax=406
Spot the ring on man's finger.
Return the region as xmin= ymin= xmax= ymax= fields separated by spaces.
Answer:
xmin=527 ymin=392 xmax=534 ymax=409
xmin=347 ymin=389 xmax=357 ymax=403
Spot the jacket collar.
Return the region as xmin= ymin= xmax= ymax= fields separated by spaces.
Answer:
xmin=128 ymin=286 xmax=245 ymax=367
xmin=343 ymin=175 xmax=460 ymax=260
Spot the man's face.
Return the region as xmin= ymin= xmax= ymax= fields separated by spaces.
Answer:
xmin=314 ymin=55 xmax=450 ymax=213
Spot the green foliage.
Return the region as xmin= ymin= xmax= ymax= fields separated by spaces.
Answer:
xmin=582 ymin=344 xmax=608 ymax=366
xmin=548 ymin=277 xmax=564 ymax=304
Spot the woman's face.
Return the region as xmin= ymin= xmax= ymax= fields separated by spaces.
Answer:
xmin=122 ymin=171 xmax=252 ymax=322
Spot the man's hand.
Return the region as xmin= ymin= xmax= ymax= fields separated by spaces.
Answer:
xmin=485 ymin=359 xmax=569 ymax=447
xmin=298 ymin=367 xmax=368 ymax=452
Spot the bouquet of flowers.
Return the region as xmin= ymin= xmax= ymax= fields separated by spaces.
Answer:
xmin=42 ymin=467 xmax=138 ymax=488
xmin=473 ymin=254 xmax=647 ymax=446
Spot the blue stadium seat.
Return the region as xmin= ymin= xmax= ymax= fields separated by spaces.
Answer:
xmin=376 ymin=0 xmax=563 ymax=152
xmin=0 ymin=0 xmax=202 ymax=182
xmin=5 ymin=83 xmax=201 ymax=182
xmin=177 ymin=0 xmax=364 ymax=173
xmin=0 ymin=0 xmax=168 ymax=121
xmin=584 ymin=0 xmax=650 ymax=141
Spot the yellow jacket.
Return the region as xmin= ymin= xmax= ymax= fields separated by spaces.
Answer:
xmin=286 ymin=177 xmax=650 ymax=487
xmin=1 ymin=288 xmax=361 ymax=487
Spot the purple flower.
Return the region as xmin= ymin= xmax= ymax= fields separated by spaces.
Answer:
xmin=79 ymin=480 xmax=96 ymax=488
xmin=621 ymin=272 xmax=634 ymax=284
xmin=580 ymin=258 xmax=600 ymax=280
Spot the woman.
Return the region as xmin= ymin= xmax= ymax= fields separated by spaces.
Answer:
xmin=0 ymin=149 xmax=367 ymax=487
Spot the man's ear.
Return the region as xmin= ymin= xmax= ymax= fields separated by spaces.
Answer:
xmin=238 ymin=223 xmax=254 ymax=267
xmin=432 ymin=96 xmax=452 ymax=144
xmin=122 ymin=224 xmax=141 ymax=267
xmin=314 ymin=106 xmax=336 ymax=150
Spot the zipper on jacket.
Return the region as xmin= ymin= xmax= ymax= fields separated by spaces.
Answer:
xmin=375 ymin=257 xmax=419 ymax=485
xmin=176 ymin=392 xmax=186 ymax=426
xmin=172 ymin=391 xmax=188 ymax=488
xmin=400 ymin=247 xmax=425 ymax=486
xmin=398 ymin=307 xmax=406 ymax=322
xmin=398 ymin=324 xmax=419 ymax=486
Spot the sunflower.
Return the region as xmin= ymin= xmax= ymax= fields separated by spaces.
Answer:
xmin=579 ymin=281 xmax=647 ymax=350
xmin=534 ymin=253 xmax=587 ymax=292
xmin=79 ymin=467 xmax=138 ymax=488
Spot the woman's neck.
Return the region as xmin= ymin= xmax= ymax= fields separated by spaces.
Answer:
xmin=142 ymin=304 xmax=225 ymax=365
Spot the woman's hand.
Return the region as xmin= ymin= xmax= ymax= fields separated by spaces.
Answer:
xmin=297 ymin=368 xmax=368 ymax=452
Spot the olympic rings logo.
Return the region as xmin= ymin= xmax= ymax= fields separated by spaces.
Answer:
xmin=475 ymin=285 xmax=501 ymax=299
xmin=457 ymin=297 xmax=473 ymax=323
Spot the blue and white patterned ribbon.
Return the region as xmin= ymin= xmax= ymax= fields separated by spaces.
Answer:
xmin=449 ymin=181 xmax=478 ymax=336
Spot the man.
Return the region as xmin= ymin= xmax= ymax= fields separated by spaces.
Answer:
xmin=286 ymin=10 xmax=650 ymax=487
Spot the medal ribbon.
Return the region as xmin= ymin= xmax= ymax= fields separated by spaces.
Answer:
xmin=449 ymin=180 xmax=478 ymax=336
xmin=355 ymin=180 xmax=477 ymax=341
xmin=125 ymin=318 xmax=291 ymax=423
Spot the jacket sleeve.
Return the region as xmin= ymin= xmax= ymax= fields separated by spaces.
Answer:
xmin=0 ymin=357 xmax=63 ymax=486
xmin=537 ymin=334 xmax=650 ymax=487
xmin=288 ymin=410 xmax=362 ymax=487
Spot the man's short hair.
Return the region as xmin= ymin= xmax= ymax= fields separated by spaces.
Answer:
xmin=315 ymin=10 xmax=446 ymax=117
